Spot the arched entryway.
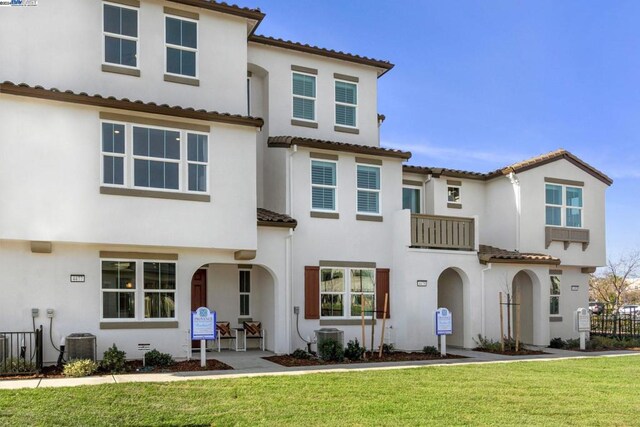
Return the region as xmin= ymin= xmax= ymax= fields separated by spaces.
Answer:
xmin=190 ymin=263 xmax=275 ymax=351
xmin=437 ymin=268 xmax=465 ymax=347
xmin=512 ymin=271 xmax=534 ymax=344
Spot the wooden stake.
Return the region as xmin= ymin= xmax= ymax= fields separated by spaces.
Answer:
xmin=507 ymin=292 xmax=512 ymax=343
xmin=499 ymin=292 xmax=505 ymax=352
xmin=515 ymin=287 xmax=521 ymax=352
xmin=361 ymin=296 xmax=366 ymax=360
xmin=370 ymin=300 xmax=375 ymax=357
xmin=378 ymin=293 xmax=389 ymax=358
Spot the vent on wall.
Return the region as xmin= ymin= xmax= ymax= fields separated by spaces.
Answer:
xmin=65 ymin=333 xmax=97 ymax=362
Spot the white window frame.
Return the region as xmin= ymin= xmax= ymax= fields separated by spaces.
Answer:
xmin=310 ymin=159 xmax=338 ymax=212
xmin=356 ymin=164 xmax=382 ymax=215
xmin=291 ymin=71 xmax=317 ymax=123
xmin=185 ymin=131 xmax=209 ymax=194
xmin=164 ymin=14 xmax=199 ymax=79
xmin=319 ymin=267 xmax=376 ymax=319
xmin=100 ymin=120 xmax=128 ymax=188
xmin=100 ymin=259 xmax=178 ymax=322
xmin=550 ymin=274 xmax=561 ymax=316
xmin=402 ymin=185 xmax=422 ymax=214
xmin=132 ymin=124 xmax=182 ymax=193
xmin=239 ymin=269 xmax=251 ymax=318
xmin=447 ymin=185 xmax=461 ymax=204
xmin=545 ymin=184 xmax=583 ymax=228
xmin=334 ymin=79 xmax=358 ymax=128
xmin=102 ymin=1 xmax=139 ymax=69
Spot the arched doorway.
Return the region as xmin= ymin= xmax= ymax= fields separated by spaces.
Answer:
xmin=437 ymin=268 xmax=464 ymax=347
xmin=190 ymin=263 xmax=275 ymax=351
xmin=512 ymin=271 xmax=534 ymax=344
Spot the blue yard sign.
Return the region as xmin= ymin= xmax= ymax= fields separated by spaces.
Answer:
xmin=435 ymin=307 xmax=453 ymax=336
xmin=191 ymin=307 xmax=216 ymax=340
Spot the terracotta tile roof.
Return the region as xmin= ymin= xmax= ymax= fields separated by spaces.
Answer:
xmin=249 ymin=35 xmax=394 ymax=76
xmin=0 ymin=81 xmax=264 ymax=128
xmin=478 ymin=245 xmax=560 ymax=265
xmin=257 ymin=208 xmax=297 ymax=228
xmin=269 ymin=136 xmax=411 ymax=160
xmin=168 ymin=0 xmax=265 ymax=21
xmin=404 ymin=149 xmax=612 ymax=186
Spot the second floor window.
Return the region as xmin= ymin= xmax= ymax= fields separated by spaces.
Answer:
xmin=357 ymin=165 xmax=381 ymax=215
xmin=103 ymin=2 xmax=138 ymax=68
xmin=292 ymin=72 xmax=316 ymax=121
xmin=311 ymin=160 xmax=337 ymax=211
xmin=545 ymin=184 xmax=583 ymax=227
xmin=448 ymin=185 xmax=461 ymax=204
xmin=403 ymin=187 xmax=421 ymax=213
xmin=335 ymin=80 xmax=357 ymax=127
xmin=133 ymin=127 xmax=181 ymax=190
xmin=166 ymin=16 xmax=197 ymax=77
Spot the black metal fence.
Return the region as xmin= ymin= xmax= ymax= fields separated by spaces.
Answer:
xmin=0 ymin=326 xmax=43 ymax=375
xmin=591 ymin=310 xmax=640 ymax=338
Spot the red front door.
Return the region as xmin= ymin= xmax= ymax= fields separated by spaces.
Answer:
xmin=191 ymin=269 xmax=207 ymax=349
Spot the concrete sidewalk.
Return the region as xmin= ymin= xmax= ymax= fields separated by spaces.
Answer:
xmin=1 ymin=348 xmax=638 ymax=390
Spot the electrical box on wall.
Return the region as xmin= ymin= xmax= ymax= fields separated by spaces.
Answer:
xmin=46 ymin=308 xmax=54 ymax=318
xmin=31 ymin=308 xmax=39 ymax=318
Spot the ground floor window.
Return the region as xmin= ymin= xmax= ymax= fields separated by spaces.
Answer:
xmin=102 ymin=259 xmax=176 ymax=320
xmin=550 ymin=275 xmax=561 ymax=315
xmin=320 ymin=267 xmax=375 ymax=318
xmin=239 ymin=269 xmax=251 ymax=317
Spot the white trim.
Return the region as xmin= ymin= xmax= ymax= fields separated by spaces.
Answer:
xmin=402 ymin=185 xmax=421 ymax=214
xmin=334 ymin=78 xmax=358 ymax=128
xmin=447 ymin=184 xmax=461 ymax=204
xmin=310 ymin=158 xmax=338 ymax=213
xmin=291 ymin=71 xmax=317 ymax=123
xmin=100 ymin=119 xmax=128 ymax=187
xmin=356 ymin=164 xmax=382 ymax=215
xmin=102 ymin=1 xmax=140 ymax=70
xmin=185 ymin=131 xmax=209 ymax=194
xmin=164 ymin=13 xmax=199 ymax=79
xmin=545 ymin=183 xmax=583 ymax=228
xmin=239 ymin=268 xmax=251 ymax=318
xmin=131 ymin=124 xmax=182 ymax=192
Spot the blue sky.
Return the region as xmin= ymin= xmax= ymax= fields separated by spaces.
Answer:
xmin=245 ymin=0 xmax=639 ymax=260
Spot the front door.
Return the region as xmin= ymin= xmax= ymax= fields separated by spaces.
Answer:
xmin=191 ymin=268 xmax=207 ymax=349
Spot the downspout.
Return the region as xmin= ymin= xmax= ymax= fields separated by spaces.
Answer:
xmin=285 ymin=227 xmax=294 ymax=353
xmin=481 ymin=263 xmax=492 ymax=337
xmin=286 ymin=144 xmax=297 ymax=215
xmin=507 ymin=171 xmax=521 ymax=251
xmin=423 ymin=173 xmax=432 ymax=214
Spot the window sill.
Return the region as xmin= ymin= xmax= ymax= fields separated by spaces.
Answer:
xmin=102 ymin=64 xmax=141 ymax=77
xmin=447 ymin=203 xmax=462 ymax=209
xmin=545 ymin=226 xmax=589 ymax=250
xmin=320 ymin=319 xmax=376 ymax=326
xmin=311 ymin=211 xmax=339 ymax=219
xmin=164 ymin=74 xmax=200 ymax=87
xmin=334 ymin=125 xmax=359 ymax=134
xmin=100 ymin=321 xmax=179 ymax=329
xmin=549 ymin=316 xmax=563 ymax=322
xmin=100 ymin=186 xmax=210 ymax=202
xmin=356 ymin=214 xmax=383 ymax=222
xmin=291 ymin=119 xmax=318 ymax=129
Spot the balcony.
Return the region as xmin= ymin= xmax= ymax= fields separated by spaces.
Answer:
xmin=410 ymin=214 xmax=475 ymax=251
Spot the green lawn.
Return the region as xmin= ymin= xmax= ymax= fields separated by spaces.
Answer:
xmin=1 ymin=356 xmax=639 ymax=426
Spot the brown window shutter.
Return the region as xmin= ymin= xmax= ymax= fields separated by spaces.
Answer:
xmin=304 ymin=266 xmax=320 ymax=319
xmin=376 ymin=268 xmax=390 ymax=319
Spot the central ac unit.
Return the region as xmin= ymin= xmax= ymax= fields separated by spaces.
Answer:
xmin=66 ymin=333 xmax=97 ymax=362
xmin=314 ymin=328 xmax=344 ymax=350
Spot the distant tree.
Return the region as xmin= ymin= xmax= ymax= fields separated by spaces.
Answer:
xmin=589 ymin=250 xmax=640 ymax=309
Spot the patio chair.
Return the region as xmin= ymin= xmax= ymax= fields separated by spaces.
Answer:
xmin=216 ymin=321 xmax=234 ymax=352
xmin=243 ymin=321 xmax=265 ymax=351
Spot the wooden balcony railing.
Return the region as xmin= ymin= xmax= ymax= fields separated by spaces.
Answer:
xmin=410 ymin=214 xmax=475 ymax=251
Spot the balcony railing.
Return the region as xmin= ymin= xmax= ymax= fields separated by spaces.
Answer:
xmin=410 ymin=214 xmax=475 ymax=251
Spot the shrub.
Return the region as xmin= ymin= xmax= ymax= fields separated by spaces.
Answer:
xmin=101 ymin=344 xmax=127 ymax=373
xmin=382 ymin=343 xmax=395 ymax=354
xmin=473 ymin=335 xmax=503 ymax=352
xmin=63 ymin=359 xmax=98 ymax=377
xmin=549 ymin=337 xmax=566 ymax=349
xmin=565 ymin=338 xmax=580 ymax=349
xmin=423 ymin=346 xmax=440 ymax=356
xmin=291 ymin=348 xmax=311 ymax=359
xmin=318 ymin=339 xmax=344 ymax=362
xmin=344 ymin=339 xmax=365 ymax=361
xmin=0 ymin=358 xmax=36 ymax=373
xmin=144 ymin=349 xmax=174 ymax=367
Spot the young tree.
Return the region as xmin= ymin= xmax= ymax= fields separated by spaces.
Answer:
xmin=589 ymin=250 xmax=640 ymax=310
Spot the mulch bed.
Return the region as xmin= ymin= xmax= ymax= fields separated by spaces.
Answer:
xmin=0 ymin=359 xmax=232 ymax=381
xmin=473 ymin=348 xmax=547 ymax=356
xmin=264 ymin=351 xmax=465 ymax=367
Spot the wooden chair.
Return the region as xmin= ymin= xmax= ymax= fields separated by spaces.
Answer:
xmin=216 ymin=321 xmax=234 ymax=352
xmin=243 ymin=321 xmax=265 ymax=351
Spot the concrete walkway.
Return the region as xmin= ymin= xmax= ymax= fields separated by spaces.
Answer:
xmin=1 ymin=348 xmax=638 ymax=390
